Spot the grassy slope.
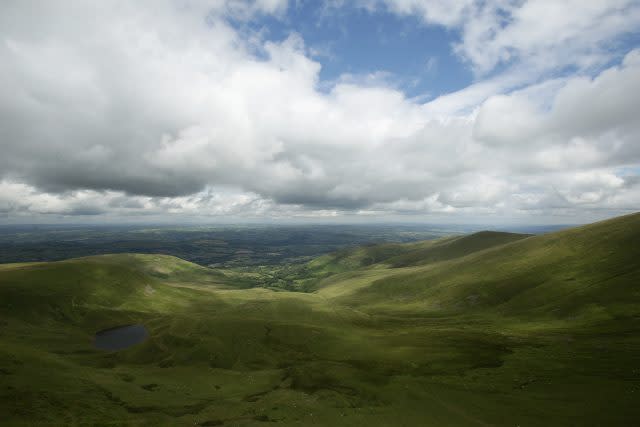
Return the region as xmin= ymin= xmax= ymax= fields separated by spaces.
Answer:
xmin=306 ymin=231 xmax=529 ymax=272
xmin=384 ymin=231 xmax=531 ymax=268
xmin=1 ymin=214 xmax=639 ymax=425
xmin=340 ymin=213 xmax=640 ymax=319
xmin=297 ymin=231 xmax=530 ymax=293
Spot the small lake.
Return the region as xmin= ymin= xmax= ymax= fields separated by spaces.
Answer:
xmin=94 ymin=324 xmax=148 ymax=351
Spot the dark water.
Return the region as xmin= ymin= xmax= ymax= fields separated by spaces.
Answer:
xmin=94 ymin=324 xmax=148 ymax=351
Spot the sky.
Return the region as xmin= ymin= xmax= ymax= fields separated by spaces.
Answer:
xmin=1 ymin=0 xmax=640 ymax=225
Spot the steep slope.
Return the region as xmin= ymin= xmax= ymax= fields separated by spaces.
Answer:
xmin=305 ymin=231 xmax=529 ymax=283
xmin=309 ymin=231 xmax=530 ymax=296
xmin=384 ymin=230 xmax=531 ymax=267
xmin=308 ymin=231 xmax=530 ymax=271
xmin=305 ymin=242 xmax=419 ymax=272
xmin=340 ymin=212 xmax=640 ymax=322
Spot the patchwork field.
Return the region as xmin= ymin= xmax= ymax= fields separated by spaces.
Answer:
xmin=1 ymin=213 xmax=639 ymax=425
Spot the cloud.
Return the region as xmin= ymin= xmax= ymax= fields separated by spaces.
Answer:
xmin=371 ymin=0 xmax=640 ymax=75
xmin=474 ymin=51 xmax=640 ymax=171
xmin=0 ymin=0 xmax=639 ymax=222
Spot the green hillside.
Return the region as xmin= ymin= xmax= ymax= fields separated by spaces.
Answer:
xmin=1 ymin=214 xmax=639 ymax=425
xmin=306 ymin=231 xmax=529 ymax=272
xmin=341 ymin=212 xmax=640 ymax=319
xmin=384 ymin=230 xmax=531 ymax=267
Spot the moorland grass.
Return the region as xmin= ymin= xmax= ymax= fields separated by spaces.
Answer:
xmin=1 ymin=213 xmax=639 ymax=425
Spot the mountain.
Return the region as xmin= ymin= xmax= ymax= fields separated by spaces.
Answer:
xmin=336 ymin=212 xmax=640 ymax=319
xmin=1 ymin=213 xmax=639 ymax=426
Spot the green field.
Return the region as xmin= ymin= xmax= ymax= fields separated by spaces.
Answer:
xmin=1 ymin=213 xmax=639 ymax=425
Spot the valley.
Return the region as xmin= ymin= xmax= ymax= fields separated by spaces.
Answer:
xmin=1 ymin=213 xmax=639 ymax=425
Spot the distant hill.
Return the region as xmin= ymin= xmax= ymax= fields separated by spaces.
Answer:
xmin=385 ymin=230 xmax=531 ymax=267
xmin=306 ymin=230 xmax=529 ymax=271
xmin=338 ymin=212 xmax=640 ymax=321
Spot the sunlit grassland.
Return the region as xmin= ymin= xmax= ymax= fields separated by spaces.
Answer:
xmin=1 ymin=213 xmax=639 ymax=425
